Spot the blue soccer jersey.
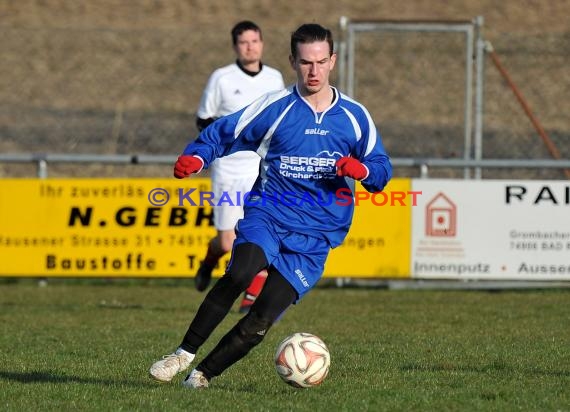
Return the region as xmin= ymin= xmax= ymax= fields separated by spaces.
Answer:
xmin=182 ymin=84 xmax=392 ymax=248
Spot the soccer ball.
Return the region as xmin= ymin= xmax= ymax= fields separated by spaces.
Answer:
xmin=274 ymin=332 xmax=330 ymax=388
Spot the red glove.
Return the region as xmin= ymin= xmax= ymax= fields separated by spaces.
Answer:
xmin=336 ymin=156 xmax=368 ymax=180
xmin=173 ymin=155 xmax=203 ymax=179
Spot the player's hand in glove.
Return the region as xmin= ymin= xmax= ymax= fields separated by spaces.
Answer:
xmin=336 ymin=156 xmax=369 ymax=180
xmin=173 ymin=155 xmax=204 ymax=179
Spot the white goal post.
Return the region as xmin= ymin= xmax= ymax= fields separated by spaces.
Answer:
xmin=337 ymin=16 xmax=485 ymax=178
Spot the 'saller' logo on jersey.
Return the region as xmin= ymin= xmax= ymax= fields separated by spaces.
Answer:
xmin=233 ymin=89 xmax=242 ymax=95
xmin=305 ymin=127 xmax=330 ymax=135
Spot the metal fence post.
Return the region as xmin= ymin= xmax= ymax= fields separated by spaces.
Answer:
xmin=37 ymin=158 xmax=48 ymax=178
xmin=474 ymin=16 xmax=485 ymax=180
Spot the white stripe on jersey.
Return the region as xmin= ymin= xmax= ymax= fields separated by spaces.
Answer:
xmin=340 ymin=92 xmax=378 ymax=157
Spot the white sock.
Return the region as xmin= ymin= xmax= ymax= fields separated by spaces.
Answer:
xmin=176 ymin=348 xmax=195 ymax=359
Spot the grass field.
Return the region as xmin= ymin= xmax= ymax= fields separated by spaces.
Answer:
xmin=1 ymin=279 xmax=569 ymax=411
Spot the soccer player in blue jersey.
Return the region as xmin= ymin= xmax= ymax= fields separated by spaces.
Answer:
xmin=150 ymin=23 xmax=392 ymax=389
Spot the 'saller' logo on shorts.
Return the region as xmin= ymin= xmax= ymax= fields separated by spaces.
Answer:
xmin=295 ymin=269 xmax=310 ymax=287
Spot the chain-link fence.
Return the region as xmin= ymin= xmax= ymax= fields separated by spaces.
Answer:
xmin=339 ymin=23 xmax=472 ymax=179
xmin=1 ymin=27 xmax=199 ymax=154
xmin=0 ymin=25 xmax=294 ymax=177
xmin=482 ymin=32 xmax=569 ymax=179
xmin=338 ymin=19 xmax=569 ymax=179
xmin=0 ymin=22 xmax=568 ymax=178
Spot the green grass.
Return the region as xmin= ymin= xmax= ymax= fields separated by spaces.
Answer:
xmin=1 ymin=279 xmax=569 ymax=411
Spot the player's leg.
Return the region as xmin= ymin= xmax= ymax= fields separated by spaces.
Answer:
xmin=235 ymin=174 xmax=269 ymax=312
xmin=195 ymin=229 xmax=235 ymax=292
xmin=182 ymin=242 xmax=267 ymax=350
xmin=184 ymin=266 xmax=297 ymax=387
xmin=150 ymin=242 xmax=267 ymax=382
xmin=238 ymin=268 xmax=268 ymax=314
xmin=195 ymin=178 xmax=242 ymax=292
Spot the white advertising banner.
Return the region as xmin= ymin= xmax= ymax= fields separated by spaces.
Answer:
xmin=411 ymin=179 xmax=570 ymax=280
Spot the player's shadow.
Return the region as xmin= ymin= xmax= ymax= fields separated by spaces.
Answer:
xmin=0 ymin=370 xmax=157 ymax=387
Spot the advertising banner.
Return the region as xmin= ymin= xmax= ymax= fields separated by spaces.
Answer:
xmin=411 ymin=179 xmax=570 ymax=280
xmin=325 ymin=178 xmax=412 ymax=277
xmin=0 ymin=179 xmax=212 ymax=276
xmin=0 ymin=178 xmax=412 ymax=278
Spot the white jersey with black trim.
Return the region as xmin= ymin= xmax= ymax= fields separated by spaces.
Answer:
xmin=184 ymin=84 xmax=392 ymax=247
xmin=196 ymin=62 xmax=285 ymax=180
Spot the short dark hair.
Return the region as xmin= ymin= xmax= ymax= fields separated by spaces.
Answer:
xmin=290 ymin=23 xmax=334 ymax=59
xmin=231 ymin=21 xmax=262 ymax=45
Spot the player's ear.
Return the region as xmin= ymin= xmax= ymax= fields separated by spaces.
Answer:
xmin=329 ymin=52 xmax=337 ymax=70
xmin=289 ymin=54 xmax=295 ymax=70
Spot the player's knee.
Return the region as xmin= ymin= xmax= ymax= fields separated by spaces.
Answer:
xmin=218 ymin=237 xmax=234 ymax=254
xmin=225 ymin=265 xmax=254 ymax=290
xmin=218 ymin=231 xmax=236 ymax=254
xmin=238 ymin=311 xmax=273 ymax=346
xmin=219 ymin=241 xmax=233 ymax=254
xmin=225 ymin=243 xmax=267 ymax=290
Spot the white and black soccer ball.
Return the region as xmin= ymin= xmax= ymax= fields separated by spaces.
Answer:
xmin=274 ymin=332 xmax=330 ymax=388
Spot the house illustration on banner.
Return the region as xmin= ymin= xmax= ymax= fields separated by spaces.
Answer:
xmin=426 ymin=192 xmax=457 ymax=237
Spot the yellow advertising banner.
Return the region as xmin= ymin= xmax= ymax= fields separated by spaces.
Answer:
xmin=325 ymin=178 xmax=411 ymax=277
xmin=0 ymin=178 xmax=412 ymax=278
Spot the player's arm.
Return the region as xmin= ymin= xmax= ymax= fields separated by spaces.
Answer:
xmin=173 ymin=155 xmax=204 ymax=179
xmin=355 ymin=138 xmax=392 ymax=193
xmin=181 ymin=105 xmax=259 ymax=170
xmin=179 ymin=89 xmax=288 ymax=177
xmin=195 ymin=69 xmax=222 ymax=131
xmin=173 ymin=116 xmax=229 ymax=179
xmin=196 ymin=117 xmax=217 ymax=132
xmin=336 ymin=110 xmax=392 ymax=192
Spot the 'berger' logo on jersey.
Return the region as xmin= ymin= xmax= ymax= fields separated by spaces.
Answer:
xmin=280 ymin=156 xmax=336 ymax=167
xmin=305 ymin=127 xmax=330 ymax=136
xmin=279 ymin=151 xmax=341 ymax=180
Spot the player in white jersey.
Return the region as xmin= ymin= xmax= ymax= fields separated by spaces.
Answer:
xmin=150 ymin=23 xmax=391 ymax=389
xmin=194 ymin=21 xmax=285 ymax=315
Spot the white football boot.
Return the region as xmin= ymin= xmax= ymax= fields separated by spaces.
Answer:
xmin=149 ymin=349 xmax=194 ymax=382
xmin=182 ymin=369 xmax=209 ymax=389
